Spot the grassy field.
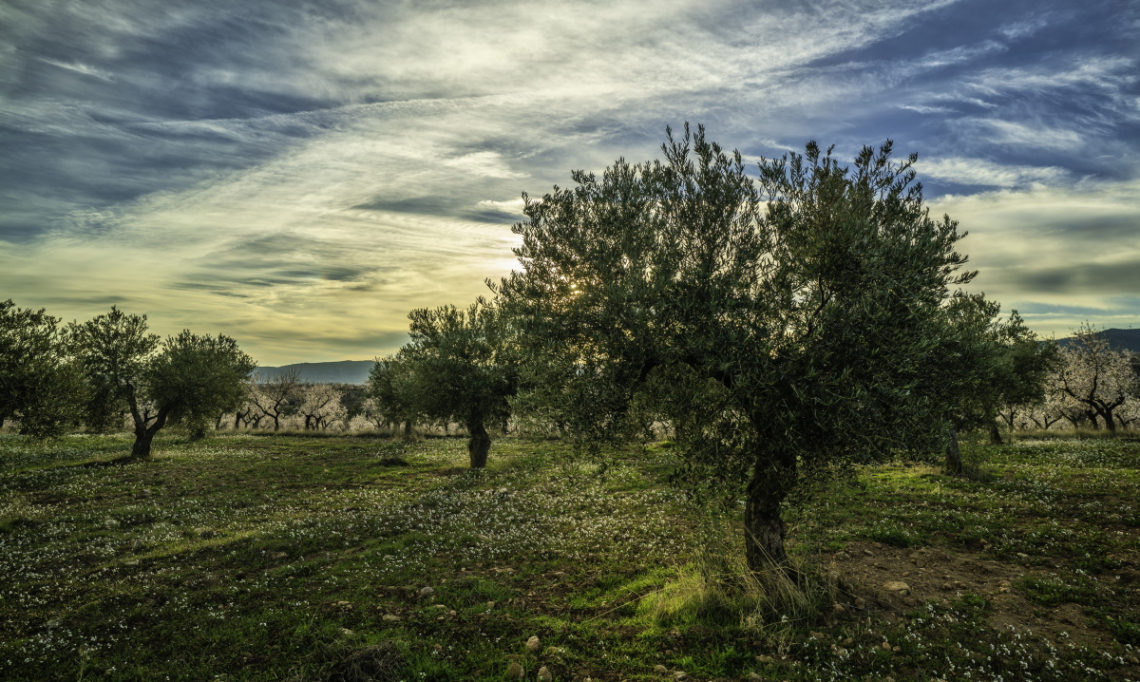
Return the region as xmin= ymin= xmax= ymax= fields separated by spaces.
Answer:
xmin=1 ymin=432 xmax=1138 ymax=681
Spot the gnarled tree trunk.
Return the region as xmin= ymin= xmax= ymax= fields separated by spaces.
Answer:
xmin=467 ymin=419 xmax=491 ymax=468
xmin=743 ymin=453 xmax=796 ymax=571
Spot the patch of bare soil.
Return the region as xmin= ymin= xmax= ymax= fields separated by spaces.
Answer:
xmin=830 ymin=540 xmax=1117 ymax=651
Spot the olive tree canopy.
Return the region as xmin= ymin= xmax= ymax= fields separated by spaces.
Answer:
xmin=498 ymin=125 xmax=984 ymax=570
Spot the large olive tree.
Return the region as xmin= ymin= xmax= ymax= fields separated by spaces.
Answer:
xmin=498 ymin=125 xmax=983 ymax=571
xmin=69 ymin=308 xmax=255 ymax=458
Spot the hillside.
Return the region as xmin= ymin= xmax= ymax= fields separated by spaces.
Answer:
xmin=1057 ymin=328 xmax=1140 ymax=354
xmin=254 ymin=360 xmax=374 ymax=384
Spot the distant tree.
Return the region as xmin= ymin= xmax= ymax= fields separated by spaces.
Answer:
xmin=250 ymin=369 xmax=302 ymax=431
xmin=367 ymin=356 xmax=424 ymax=438
xmin=298 ymin=383 xmax=346 ymax=430
xmin=0 ymin=300 xmax=85 ymax=437
xmin=920 ymin=302 xmax=1060 ymax=472
xmin=497 ymin=126 xmax=983 ymax=570
xmin=69 ymin=308 xmax=255 ymax=458
xmin=992 ymin=313 xmax=1060 ymax=438
xmin=1026 ymin=390 xmax=1067 ymax=430
xmin=395 ymin=300 xmax=518 ymax=467
xmin=1054 ymin=324 xmax=1137 ymax=433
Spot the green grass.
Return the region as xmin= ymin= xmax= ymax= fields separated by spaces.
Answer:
xmin=1 ymin=431 xmax=1138 ymax=680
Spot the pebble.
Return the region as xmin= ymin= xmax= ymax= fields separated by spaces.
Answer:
xmin=506 ymin=662 xmax=524 ymax=679
xmin=654 ymin=665 xmax=668 ymax=673
xmin=419 ymin=586 xmax=435 ymax=597
xmin=537 ymin=666 xmax=552 ymax=682
xmin=526 ymin=635 xmax=541 ymax=652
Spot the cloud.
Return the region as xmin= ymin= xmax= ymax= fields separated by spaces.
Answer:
xmin=37 ymin=57 xmax=115 ymax=81
xmin=2 ymin=0 xmax=1138 ymax=362
xmin=962 ymin=119 xmax=1085 ymax=151
xmin=917 ymin=157 xmax=1070 ymax=188
xmin=934 ymin=179 xmax=1140 ymax=335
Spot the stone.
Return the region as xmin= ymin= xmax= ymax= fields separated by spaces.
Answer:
xmin=882 ymin=581 xmax=910 ymax=594
xmin=419 ymin=586 xmax=435 ymax=597
xmin=654 ymin=665 xmax=668 ymax=673
xmin=526 ymin=635 xmax=541 ymax=652
xmin=537 ymin=666 xmax=552 ymax=682
xmin=756 ymin=654 xmax=774 ymax=663
xmin=673 ymin=672 xmax=686 ymax=681
xmin=382 ymin=614 xmax=400 ymax=622
xmin=506 ymin=662 xmax=524 ymax=679
xmin=832 ymin=602 xmax=846 ymax=614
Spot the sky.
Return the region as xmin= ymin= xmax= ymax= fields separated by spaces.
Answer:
xmin=1 ymin=0 xmax=1138 ymax=366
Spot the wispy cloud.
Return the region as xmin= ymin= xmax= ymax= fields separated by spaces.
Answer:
xmin=37 ymin=57 xmax=114 ymax=81
xmin=919 ymin=157 xmax=1070 ymax=188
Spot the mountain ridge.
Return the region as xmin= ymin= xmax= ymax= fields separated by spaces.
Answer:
xmin=254 ymin=360 xmax=375 ymax=385
xmin=1056 ymin=328 xmax=1140 ymax=354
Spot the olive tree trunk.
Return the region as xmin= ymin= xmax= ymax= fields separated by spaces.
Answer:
xmin=945 ymin=425 xmax=963 ymax=475
xmin=467 ymin=419 xmax=491 ymax=469
xmin=742 ymin=455 xmax=796 ymax=571
xmin=129 ymin=409 xmax=169 ymax=459
xmin=989 ymin=422 xmax=1003 ymax=445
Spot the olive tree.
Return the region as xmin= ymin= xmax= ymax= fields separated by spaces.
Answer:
xmin=394 ymin=300 xmax=517 ymax=467
xmin=920 ymin=300 xmax=1058 ymax=473
xmin=0 ymin=300 xmax=85 ymax=437
xmin=367 ymin=356 xmax=423 ymax=437
xmin=69 ymin=308 xmax=255 ymax=458
xmin=498 ymin=126 xmax=982 ymax=571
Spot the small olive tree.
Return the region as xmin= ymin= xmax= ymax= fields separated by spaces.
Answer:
xmin=395 ymin=300 xmax=517 ymax=467
xmin=920 ymin=299 xmax=1059 ymax=473
xmin=498 ymin=125 xmax=984 ymax=571
xmin=367 ymin=356 xmax=424 ymax=437
xmin=69 ymin=308 xmax=255 ymax=458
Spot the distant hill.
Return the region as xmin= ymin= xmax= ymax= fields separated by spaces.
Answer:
xmin=254 ymin=360 xmax=375 ymax=385
xmin=1057 ymin=328 xmax=1140 ymax=354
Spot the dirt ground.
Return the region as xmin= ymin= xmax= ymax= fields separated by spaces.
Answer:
xmin=832 ymin=540 xmax=1137 ymax=654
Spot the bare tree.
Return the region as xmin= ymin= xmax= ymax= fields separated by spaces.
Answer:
xmin=298 ymin=384 xmax=345 ymax=430
xmin=250 ymin=369 xmax=301 ymax=431
xmin=1055 ymin=324 xmax=1137 ymax=433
